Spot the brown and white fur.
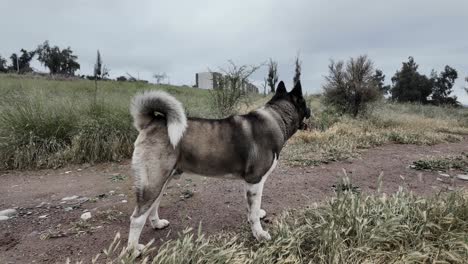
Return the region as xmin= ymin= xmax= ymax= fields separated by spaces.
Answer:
xmin=127 ymin=80 xmax=311 ymax=251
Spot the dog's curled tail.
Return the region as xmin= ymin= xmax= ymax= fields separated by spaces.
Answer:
xmin=130 ymin=91 xmax=187 ymax=148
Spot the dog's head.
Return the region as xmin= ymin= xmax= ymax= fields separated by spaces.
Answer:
xmin=268 ymin=80 xmax=311 ymax=130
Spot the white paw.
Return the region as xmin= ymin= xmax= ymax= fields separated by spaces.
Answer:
xmin=259 ymin=209 xmax=267 ymax=219
xmin=128 ymin=243 xmax=145 ymax=257
xmin=253 ymin=229 xmax=271 ymax=241
xmin=150 ymin=219 xmax=170 ymax=229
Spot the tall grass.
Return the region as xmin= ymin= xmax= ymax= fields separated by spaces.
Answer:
xmin=0 ymin=74 xmax=213 ymax=170
xmin=1 ymin=74 xmax=467 ymax=170
xmin=72 ymin=188 xmax=468 ymax=264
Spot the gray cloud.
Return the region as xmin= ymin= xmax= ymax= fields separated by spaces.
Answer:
xmin=1 ymin=0 xmax=467 ymax=103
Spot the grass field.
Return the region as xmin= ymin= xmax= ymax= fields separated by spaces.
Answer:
xmin=1 ymin=74 xmax=468 ymax=170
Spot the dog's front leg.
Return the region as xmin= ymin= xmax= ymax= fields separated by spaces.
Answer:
xmin=244 ymin=156 xmax=278 ymax=241
xmin=245 ymin=179 xmax=271 ymax=240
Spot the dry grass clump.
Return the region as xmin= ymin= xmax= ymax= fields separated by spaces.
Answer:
xmin=283 ymin=102 xmax=468 ymax=166
xmin=70 ymin=188 xmax=468 ymax=264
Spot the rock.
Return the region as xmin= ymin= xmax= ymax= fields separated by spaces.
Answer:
xmin=36 ymin=202 xmax=47 ymax=208
xmin=26 ymin=211 xmax=32 ymax=215
xmin=81 ymin=212 xmax=92 ymax=221
xmin=109 ymin=190 xmax=115 ymax=195
xmin=61 ymin=195 xmax=79 ymax=201
xmin=0 ymin=216 xmax=9 ymax=221
xmin=65 ymin=171 xmax=72 ymax=174
xmin=438 ymin=173 xmax=450 ymax=178
xmin=77 ymin=197 xmax=89 ymax=203
xmin=121 ymin=200 xmax=128 ymax=203
xmin=64 ymin=207 xmax=73 ymax=212
xmin=38 ymin=215 xmax=48 ymax=219
xmin=0 ymin=209 xmax=17 ymax=217
xmin=456 ymin=174 xmax=468 ymax=181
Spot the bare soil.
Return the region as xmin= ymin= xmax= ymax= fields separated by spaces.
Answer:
xmin=1 ymin=139 xmax=467 ymax=263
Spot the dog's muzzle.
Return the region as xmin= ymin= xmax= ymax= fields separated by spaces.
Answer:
xmin=299 ymin=108 xmax=311 ymax=130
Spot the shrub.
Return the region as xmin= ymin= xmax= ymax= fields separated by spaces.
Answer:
xmin=323 ymin=55 xmax=381 ymax=117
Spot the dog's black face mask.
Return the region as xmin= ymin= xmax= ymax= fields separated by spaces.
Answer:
xmin=269 ymin=80 xmax=311 ymax=130
xmin=288 ymin=81 xmax=311 ymax=130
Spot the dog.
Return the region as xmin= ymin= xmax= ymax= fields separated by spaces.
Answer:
xmin=127 ymin=80 xmax=311 ymax=251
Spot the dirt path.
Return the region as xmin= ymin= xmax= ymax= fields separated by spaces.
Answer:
xmin=1 ymin=139 xmax=467 ymax=263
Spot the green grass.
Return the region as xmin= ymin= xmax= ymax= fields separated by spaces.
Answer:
xmin=72 ymin=188 xmax=468 ymax=264
xmin=1 ymin=74 xmax=467 ymax=170
xmin=0 ymin=74 xmax=213 ymax=170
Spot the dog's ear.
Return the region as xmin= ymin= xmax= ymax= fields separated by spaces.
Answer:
xmin=276 ymin=81 xmax=287 ymax=95
xmin=290 ymin=80 xmax=302 ymax=97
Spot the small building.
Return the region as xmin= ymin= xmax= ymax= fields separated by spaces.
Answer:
xmin=195 ymin=72 xmax=222 ymax=90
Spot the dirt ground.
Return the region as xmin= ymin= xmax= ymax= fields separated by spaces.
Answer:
xmin=1 ymin=139 xmax=467 ymax=263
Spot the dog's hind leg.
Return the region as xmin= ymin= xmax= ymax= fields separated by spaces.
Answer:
xmin=148 ymin=178 xmax=171 ymax=229
xmin=244 ymin=156 xmax=278 ymax=241
xmin=127 ymin=142 xmax=177 ymax=252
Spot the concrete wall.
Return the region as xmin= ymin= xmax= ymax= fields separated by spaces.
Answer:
xmin=196 ymin=72 xmax=215 ymax=89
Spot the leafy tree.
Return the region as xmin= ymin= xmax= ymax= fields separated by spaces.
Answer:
xmin=431 ymin=65 xmax=458 ymax=106
xmin=323 ymin=55 xmax=381 ymax=117
xmin=266 ymin=58 xmax=278 ymax=93
xmin=9 ymin=49 xmax=35 ymax=73
xmin=390 ymin=57 xmax=433 ymax=103
xmin=36 ymin=41 xmax=80 ymax=75
xmin=153 ymin=72 xmax=167 ymax=84
xmin=0 ymin=55 xmax=7 ymax=73
xmin=373 ymin=69 xmax=390 ymax=95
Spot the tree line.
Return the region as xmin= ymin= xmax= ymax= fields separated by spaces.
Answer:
xmin=265 ymin=55 xmax=466 ymax=111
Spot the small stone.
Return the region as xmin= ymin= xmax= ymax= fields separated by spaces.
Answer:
xmin=36 ymin=202 xmax=47 ymax=208
xmin=438 ymin=173 xmax=450 ymax=178
xmin=118 ymin=194 xmax=125 ymax=197
xmin=26 ymin=211 xmax=32 ymax=215
xmin=65 ymin=171 xmax=72 ymax=174
xmin=38 ymin=215 xmax=48 ymax=219
xmin=0 ymin=209 xmax=17 ymax=217
xmin=80 ymin=212 xmax=92 ymax=221
xmin=61 ymin=195 xmax=79 ymax=201
xmin=436 ymin=177 xmax=443 ymax=182
xmin=0 ymin=216 xmax=9 ymax=221
xmin=456 ymin=174 xmax=468 ymax=181
xmin=121 ymin=200 xmax=128 ymax=203
xmin=77 ymin=197 xmax=89 ymax=203
xmin=109 ymin=190 xmax=115 ymax=195
xmin=64 ymin=207 xmax=73 ymax=212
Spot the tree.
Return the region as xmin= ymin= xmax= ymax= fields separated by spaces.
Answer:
xmin=9 ymin=49 xmax=35 ymax=73
xmin=293 ymin=55 xmax=301 ymax=86
xmin=465 ymin=76 xmax=468 ymax=95
xmin=153 ymin=72 xmax=167 ymax=84
xmin=209 ymin=60 xmax=261 ymax=117
xmin=430 ymin=66 xmax=458 ymax=106
xmin=36 ymin=41 xmax=80 ymax=75
xmin=390 ymin=57 xmax=433 ymax=103
xmin=323 ymin=55 xmax=381 ymax=117
xmin=116 ymin=76 xmax=127 ymax=81
xmin=266 ymin=58 xmax=278 ymax=93
xmin=0 ymin=55 xmax=7 ymax=73
xmin=373 ymin=69 xmax=391 ymax=95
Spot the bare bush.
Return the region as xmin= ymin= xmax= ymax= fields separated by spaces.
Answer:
xmin=209 ymin=61 xmax=261 ymax=117
xmin=323 ymin=55 xmax=381 ymax=117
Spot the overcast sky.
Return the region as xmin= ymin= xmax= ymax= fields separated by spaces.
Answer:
xmin=2 ymin=0 xmax=467 ymax=103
